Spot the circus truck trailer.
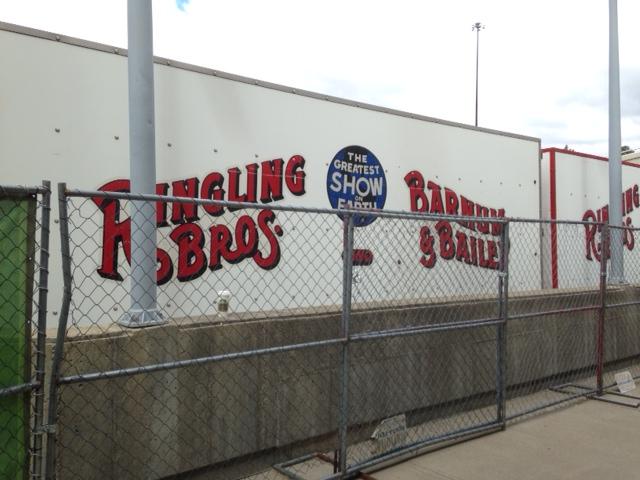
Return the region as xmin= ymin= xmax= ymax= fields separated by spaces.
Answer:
xmin=541 ymin=148 xmax=640 ymax=289
xmin=0 ymin=21 xmax=542 ymax=328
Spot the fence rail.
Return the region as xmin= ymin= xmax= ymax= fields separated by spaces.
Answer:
xmin=3 ymin=183 xmax=640 ymax=478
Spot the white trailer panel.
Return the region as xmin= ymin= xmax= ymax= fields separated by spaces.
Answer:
xmin=541 ymin=148 xmax=640 ymax=288
xmin=0 ymin=24 xmax=541 ymax=327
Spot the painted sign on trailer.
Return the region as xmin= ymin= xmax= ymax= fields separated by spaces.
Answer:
xmin=0 ymin=23 xmax=541 ymax=326
xmin=541 ymin=148 xmax=640 ymax=289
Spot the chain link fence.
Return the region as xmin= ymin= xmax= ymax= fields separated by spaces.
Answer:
xmin=47 ymin=187 xmax=349 ymax=480
xmin=339 ymin=213 xmax=507 ymax=472
xmin=504 ymin=220 xmax=604 ymax=420
xmin=36 ymin=185 xmax=640 ymax=479
xmin=0 ymin=183 xmax=51 ymax=480
xmin=600 ymin=225 xmax=640 ymax=399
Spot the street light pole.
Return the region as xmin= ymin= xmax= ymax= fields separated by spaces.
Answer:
xmin=120 ymin=0 xmax=165 ymax=327
xmin=472 ymin=22 xmax=485 ymax=127
xmin=608 ymin=0 xmax=624 ymax=283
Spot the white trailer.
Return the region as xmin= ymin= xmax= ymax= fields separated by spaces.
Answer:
xmin=0 ymin=22 xmax=541 ymax=327
xmin=541 ymin=147 xmax=640 ymax=288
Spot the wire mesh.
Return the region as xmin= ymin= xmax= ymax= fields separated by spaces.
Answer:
xmin=0 ymin=184 xmax=49 ymax=480
xmin=505 ymin=221 xmax=603 ymax=420
xmin=342 ymin=214 xmax=503 ymax=469
xmin=52 ymin=193 xmax=346 ymax=480
xmin=602 ymin=225 xmax=640 ymax=393
xmin=47 ymin=188 xmax=640 ymax=479
xmin=345 ymin=328 xmax=500 ymax=469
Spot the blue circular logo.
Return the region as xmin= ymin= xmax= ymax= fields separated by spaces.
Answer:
xmin=326 ymin=146 xmax=387 ymax=227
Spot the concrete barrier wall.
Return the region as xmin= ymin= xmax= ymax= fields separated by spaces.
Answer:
xmin=51 ymin=286 xmax=640 ymax=479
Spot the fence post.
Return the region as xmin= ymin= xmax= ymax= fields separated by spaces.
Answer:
xmin=32 ymin=180 xmax=51 ymax=478
xmin=596 ymin=224 xmax=609 ymax=396
xmin=338 ymin=213 xmax=354 ymax=476
xmin=44 ymin=184 xmax=73 ymax=480
xmin=496 ymin=221 xmax=509 ymax=427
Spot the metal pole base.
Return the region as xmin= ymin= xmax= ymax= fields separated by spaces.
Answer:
xmin=118 ymin=309 xmax=166 ymax=328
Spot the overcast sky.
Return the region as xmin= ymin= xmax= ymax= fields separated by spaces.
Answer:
xmin=2 ymin=0 xmax=639 ymax=155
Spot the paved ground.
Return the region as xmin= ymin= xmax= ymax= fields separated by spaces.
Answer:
xmin=373 ymin=398 xmax=640 ymax=480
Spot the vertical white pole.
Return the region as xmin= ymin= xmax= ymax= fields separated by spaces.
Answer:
xmin=120 ymin=0 xmax=165 ymax=327
xmin=608 ymin=0 xmax=624 ymax=283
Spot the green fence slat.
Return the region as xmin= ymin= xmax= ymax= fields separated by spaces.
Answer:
xmin=0 ymin=197 xmax=35 ymax=480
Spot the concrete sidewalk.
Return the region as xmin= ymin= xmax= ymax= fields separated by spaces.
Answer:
xmin=373 ymin=399 xmax=640 ymax=480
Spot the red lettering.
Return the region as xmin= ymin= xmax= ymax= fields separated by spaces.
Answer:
xmin=209 ymin=224 xmax=233 ymax=271
xmin=404 ymin=171 xmax=428 ymax=212
xmin=93 ymin=180 xmax=131 ymax=280
xmin=228 ymin=167 xmax=247 ymax=209
xmin=156 ymin=183 xmax=169 ymax=227
xmin=352 ymin=249 xmax=374 ymax=266
xmin=486 ymin=240 xmax=499 ymax=270
xmin=476 ymin=205 xmax=490 ymax=234
xmin=490 ymin=208 xmax=505 ymax=236
xmin=285 ymin=155 xmax=306 ymax=196
xmin=209 ymin=212 xmax=282 ymax=271
xmin=92 ymin=156 xmax=300 ymax=284
xmin=428 ymin=181 xmax=444 ymax=215
xmin=436 ymin=220 xmax=454 ymax=259
xmin=624 ymin=217 xmax=635 ymax=251
xmin=225 ymin=216 xmax=259 ymax=263
xmin=254 ymin=210 xmax=283 ymax=269
xmin=469 ymin=235 xmax=478 ymax=266
xmin=597 ymin=206 xmax=609 ymax=224
xmin=624 ymin=188 xmax=632 ymax=214
xmin=419 ymin=225 xmax=437 ymax=268
xmin=156 ymin=248 xmax=173 ymax=285
xmin=455 ymin=231 xmax=471 ymax=264
xmin=171 ymin=177 xmax=199 ymax=224
xmin=582 ymin=210 xmax=598 ymax=261
xmin=94 ymin=179 xmax=170 ymax=284
xmin=260 ymin=159 xmax=284 ymax=203
xmin=170 ymin=223 xmax=207 ymax=282
xmin=444 ymin=188 xmax=459 ymax=215
xmin=92 ymin=179 xmax=130 ymax=210
xmin=246 ymin=163 xmax=258 ymax=204
xmin=460 ymin=196 xmax=475 ymax=230
xmin=200 ymin=172 xmax=225 ymax=216
xmin=478 ymin=239 xmax=488 ymax=268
